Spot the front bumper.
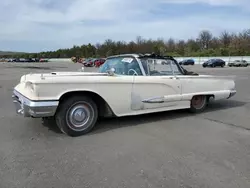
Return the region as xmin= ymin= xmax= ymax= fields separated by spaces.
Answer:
xmin=12 ymin=90 xmax=59 ymax=118
xmin=227 ymin=90 xmax=237 ymax=99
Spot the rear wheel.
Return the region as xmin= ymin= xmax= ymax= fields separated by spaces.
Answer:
xmin=55 ymin=95 xmax=98 ymax=137
xmin=189 ymin=95 xmax=207 ymax=113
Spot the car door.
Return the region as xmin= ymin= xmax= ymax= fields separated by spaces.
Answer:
xmin=131 ymin=59 xmax=182 ymax=111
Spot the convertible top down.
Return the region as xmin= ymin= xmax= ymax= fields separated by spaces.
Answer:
xmin=12 ymin=53 xmax=236 ymax=136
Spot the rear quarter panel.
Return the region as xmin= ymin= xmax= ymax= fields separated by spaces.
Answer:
xmin=178 ymin=76 xmax=235 ymax=100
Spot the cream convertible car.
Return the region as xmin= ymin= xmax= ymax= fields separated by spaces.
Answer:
xmin=12 ymin=54 xmax=236 ymax=136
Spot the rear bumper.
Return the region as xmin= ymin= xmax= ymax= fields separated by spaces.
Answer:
xmin=12 ymin=90 xmax=59 ymax=118
xmin=227 ymin=90 xmax=237 ymax=99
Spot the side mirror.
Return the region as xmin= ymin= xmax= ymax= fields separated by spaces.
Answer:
xmin=107 ymin=68 xmax=115 ymax=76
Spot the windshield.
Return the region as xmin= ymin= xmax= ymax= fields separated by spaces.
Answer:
xmin=98 ymin=56 xmax=143 ymax=75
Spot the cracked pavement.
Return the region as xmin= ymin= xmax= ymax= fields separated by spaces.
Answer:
xmin=0 ymin=62 xmax=250 ymax=188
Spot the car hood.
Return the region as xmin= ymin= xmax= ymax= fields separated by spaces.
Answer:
xmin=20 ymin=71 xmax=108 ymax=83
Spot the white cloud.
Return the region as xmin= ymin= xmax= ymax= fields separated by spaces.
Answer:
xmin=161 ymin=0 xmax=248 ymax=6
xmin=0 ymin=0 xmax=249 ymax=52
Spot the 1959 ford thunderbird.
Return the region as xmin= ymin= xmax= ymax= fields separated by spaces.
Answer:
xmin=12 ymin=53 xmax=236 ymax=137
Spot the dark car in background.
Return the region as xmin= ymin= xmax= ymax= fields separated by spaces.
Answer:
xmin=202 ymin=58 xmax=226 ymax=68
xmin=7 ymin=58 xmax=16 ymax=62
xmin=82 ymin=58 xmax=91 ymax=64
xmin=179 ymin=59 xmax=195 ymax=65
xmin=24 ymin=58 xmax=35 ymax=62
xmin=83 ymin=58 xmax=95 ymax=67
xmin=6 ymin=58 xmax=47 ymax=63
xmin=11 ymin=58 xmax=22 ymax=62
xmin=32 ymin=58 xmax=40 ymax=62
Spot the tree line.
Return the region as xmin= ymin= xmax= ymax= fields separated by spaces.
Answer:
xmin=1 ymin=29 xmax=250 ymax=59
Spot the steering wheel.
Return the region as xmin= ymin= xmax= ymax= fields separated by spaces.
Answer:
xmin=128 ymin=69 xmax=138 ymax=76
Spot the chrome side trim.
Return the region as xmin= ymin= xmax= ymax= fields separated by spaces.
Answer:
xmin=12 ymin=90 xmax=59 ymax=118
xmin=142 ymin=96 xmax=164 ymax=103
xmin=13 ymin=90 xmax=58 ymax=107
xmin=142 ymin=94 xmax=182 ymax=104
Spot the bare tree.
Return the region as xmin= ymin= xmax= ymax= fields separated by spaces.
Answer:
xmin=176 ymin=40 xmax=185 ymax=56
xmin=166 ymin=38 xmax=175 ymax=52
xmin=198 ymin=30 xmax=213 ymax=49
xmin=220 ymin=30 xmax=232 ymax=47
xmin=135 ymin=36 xmax=144 ymax=45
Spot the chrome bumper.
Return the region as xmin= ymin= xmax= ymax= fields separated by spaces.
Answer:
xmin=227 ymin=90 xmax=237 ymax=99
xmin=12 ymin=90 xmax=59 ymax=118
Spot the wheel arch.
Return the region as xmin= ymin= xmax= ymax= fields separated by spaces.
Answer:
xmin=191 ymin=94 xmax=215 ymax=100
xmin=58 ymin=90 xmax=116 ymax=118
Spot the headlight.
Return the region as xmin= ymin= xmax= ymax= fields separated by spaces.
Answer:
xmin=25 ymin=81 xmax=35 ymax=92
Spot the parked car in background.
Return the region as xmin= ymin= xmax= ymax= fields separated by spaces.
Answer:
xmin=23 ymin=58 xmax=35 ymax=62
xmin=94 ymin=58 xmax=106 ymax=67
xmin=202 ymin=59 xmax=226 ymax=68
xmin=228 ymin=60 xmax=248 ymax=67
xmin=33 ymin=58 xmax=40 ymax=62
xmin=179 ymin=59 xmax=195 ymax=65
xmin=82 ymin=58 xmax=92 ymax=66
xmin=12 ymin=53 xmax=236 ymax=137
xmin=84 ymin=58 xmax=97 ymax=67
xmin=71 ymin=57 xmax=85 ymax=64
xmin=39 ymin=58 xmax=49 ymax=62
xmin=10 ymin=58 xmax=21 ymax=62
xmin=6 ymin=58 xmax=42 ymax=63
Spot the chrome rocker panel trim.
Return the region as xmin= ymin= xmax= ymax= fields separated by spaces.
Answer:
xmin=12 ymin=90 xmax=59 ymax=118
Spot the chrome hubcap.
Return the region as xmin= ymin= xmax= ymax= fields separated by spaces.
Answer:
xmin=66 ymin=103 xmax=93 ymax=130
xmin=73 ymin=108 xmax=86 ymax=122
xmin=192 ymin=96 xmax=206 ymax=109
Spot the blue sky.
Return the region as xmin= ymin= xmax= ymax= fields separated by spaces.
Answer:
xmin=0 ymin=0 xmax=249 ymax=52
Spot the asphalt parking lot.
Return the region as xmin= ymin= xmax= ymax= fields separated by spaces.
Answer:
xmin=0 ymin=62 xmax=250 ymax=188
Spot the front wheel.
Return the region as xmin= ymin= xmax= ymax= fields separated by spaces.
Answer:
xmin=55 ymin=96 xmax=98 ymax=137
xmin=189 ymin=95 xmax=207 ymax=113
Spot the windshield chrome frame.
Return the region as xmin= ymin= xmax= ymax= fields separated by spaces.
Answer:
xmin=102 ymin=54 xmax=185 ymax=76
xmin=134 ymin=57 xmax=147 ymax=76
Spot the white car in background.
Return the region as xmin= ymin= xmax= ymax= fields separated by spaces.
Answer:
xmin=12 ymin=53 xmax=236 ymax=137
